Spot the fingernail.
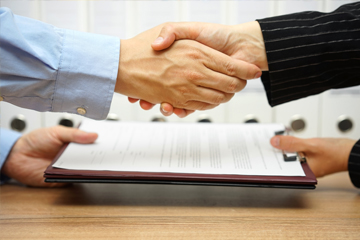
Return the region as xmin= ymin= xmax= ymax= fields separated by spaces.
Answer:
xmin=161 ymin=106 xmax=168 ymax=113
xmin=153 ymin=37 xmax=163 ymax=45
xmin=255 ymin=72 xmax=262 ymax=79
xmin=272 ymin=137 xmax=280 ymax=147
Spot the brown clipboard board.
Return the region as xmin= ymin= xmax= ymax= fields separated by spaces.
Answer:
xmin=44 ymin=143 xmax=317 ymax=189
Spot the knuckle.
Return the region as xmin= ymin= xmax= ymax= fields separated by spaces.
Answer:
xmin=186 ymin=49 xmax=202 ymax=60
xmin=178 ymin=86 xmax=191 ymax=96
xmin=163 ymin=23 xmax=174 ymax=33
xmin=186 ymin=70 xmax=203 ymax=82
xmin=227 ymin=79 xmax=241 ymax=93
xmin=247 ymin=65 xmax=258 ymax=79
xmin=212 ymin=93 xmax=226 ymax=104
xmin=224 ymin=61 xmax=236 ymax=76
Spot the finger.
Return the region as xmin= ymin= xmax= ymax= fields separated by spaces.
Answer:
xmin=173 ymin=108 xmax=195 ymax=118
xmin=152 ymin=22 xmax=204 ymax=51
xmin=128 ymin=97 xmax=139 ymax=103
xmin=139 ymin=100 xmax=156 ymax=110
xmin=270 ymin=136 xmax=310 ymax=152
xmin=199 ymin=68 xmax=247 ymax=93
xmin=160 ymin=102 xmax=174 ymax=116
xmin=53 ymin=126 xmax=98 ymax=144
xmin=201 ymin=45 xmax=262 ymax=80
xmin=188 ymin=87 xmax=234 ymax=105
xmin=178 ymin=101 xmax=219 ymax=111
xmin=26 ymin=160 xmax=69 ymax=188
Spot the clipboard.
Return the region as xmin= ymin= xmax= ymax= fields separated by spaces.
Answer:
xmin=44 ymin=122 xmax=317 ymax=189
xmin=44 ymin=120 xmax=317 ymax=189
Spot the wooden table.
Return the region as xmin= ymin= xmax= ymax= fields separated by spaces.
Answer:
xmin=1 ymin=172 xmax=359 ymax=239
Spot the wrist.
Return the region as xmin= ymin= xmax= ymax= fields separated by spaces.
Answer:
xmin=233 ymin=21 xmax=268 ymax=71
xmin=115 ymin=39 xmax=134 ymax=97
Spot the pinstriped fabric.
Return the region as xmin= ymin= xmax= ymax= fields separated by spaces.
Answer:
xmin=257 ymin=2 xmax=360 ymax=188
xmin=269 ymin=49 xmax=360 ymax=64
xmin=263 ymin=18 xmax=360 ymax=32
xmin=257 ymin=2 xmax=360 ymax=106
xmin=349 ymin=140 xmax=360 ymax=188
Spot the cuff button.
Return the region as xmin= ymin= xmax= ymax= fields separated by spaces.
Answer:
xmin=77 ymin=107 xmax=87 ymax=115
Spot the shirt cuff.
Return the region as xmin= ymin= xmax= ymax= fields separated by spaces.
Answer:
xmin=52 ymin=29 xmax=120 ymax=120
xmin=348 ymin=139 xmax=360 ymax=188
xmin=0 ymin=128 xmax=22 ymax=185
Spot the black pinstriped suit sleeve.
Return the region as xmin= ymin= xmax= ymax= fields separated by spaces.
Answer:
xmin=257 ymin=2 xmax=360 ymax=188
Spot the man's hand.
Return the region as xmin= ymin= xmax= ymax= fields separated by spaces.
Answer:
xmin=152 ymin=21 xmax=268 ymax=70
xmin=1 ymin=126 xmax=98 ymax=187
xmin=118 ymin=23 xmax=261 ymax=112
xmin=270 ymin=136 xmax=356 ymax=178
xmin=131 ymin=21 xmax=268 ymax=117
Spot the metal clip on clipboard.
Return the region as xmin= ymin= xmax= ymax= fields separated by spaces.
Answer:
xmin=274 ymin=128 xmax=307 ymax=163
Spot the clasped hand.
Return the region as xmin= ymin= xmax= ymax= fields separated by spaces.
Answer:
xmin=115 ymin=23 xmax=263 ymax=116
xmin=127 ymin=21 xmax=268 ymax=117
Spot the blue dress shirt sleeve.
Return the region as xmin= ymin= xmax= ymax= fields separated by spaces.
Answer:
xmin=0 ymin=7 xmax=120 ymax=120
xmin=0 ymin=128 xmax=21 ymax=184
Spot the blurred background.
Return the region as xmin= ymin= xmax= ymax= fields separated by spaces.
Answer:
xmin=1 ymin=0 xmax=359 ymax=139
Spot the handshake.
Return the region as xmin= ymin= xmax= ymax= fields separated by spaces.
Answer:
xmin=115 ymin=21 xmax=269 ymax=118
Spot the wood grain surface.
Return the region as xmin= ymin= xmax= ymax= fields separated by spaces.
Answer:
xmin=1 ymin=172 xmax=359 ymax=239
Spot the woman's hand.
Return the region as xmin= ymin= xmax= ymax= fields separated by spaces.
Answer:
xmin=270 ymin=136 xmax=356 ymax=178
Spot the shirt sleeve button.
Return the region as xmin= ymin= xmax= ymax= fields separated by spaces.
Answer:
xmin=77 ymin=107 xmax=87 ymax=115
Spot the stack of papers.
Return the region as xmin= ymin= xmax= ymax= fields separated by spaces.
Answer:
xmin=45 ymin=120 xmax=317 ymax=189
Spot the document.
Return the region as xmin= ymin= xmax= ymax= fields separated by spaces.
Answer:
xmin=53 ymin=120 xmax=305 ymax=177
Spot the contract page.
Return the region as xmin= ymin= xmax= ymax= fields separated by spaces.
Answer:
xmin=53 ymin=120 xmax=305 ymax=176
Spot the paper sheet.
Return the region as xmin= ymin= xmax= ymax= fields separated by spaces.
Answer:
xmin=53 ymin=120 xmax=305 ymax=177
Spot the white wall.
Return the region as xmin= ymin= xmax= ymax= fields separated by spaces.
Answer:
xmin=1 ymin=0 xmax=359 ymax=140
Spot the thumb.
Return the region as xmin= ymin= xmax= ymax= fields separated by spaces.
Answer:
xmin=152 ymin=22 xmax=202 ymax=51
xmin=151 ymin=36 xmax=175 ymax=51
xmin=53 ymin=126 xmax=98 ymax=144
xmin=270 ymin=135 xmax=309 ymax=152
